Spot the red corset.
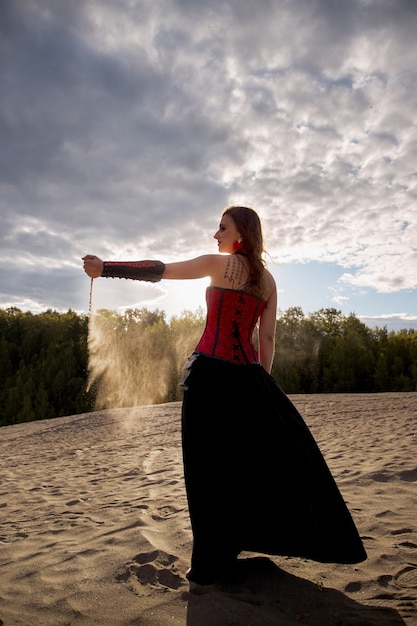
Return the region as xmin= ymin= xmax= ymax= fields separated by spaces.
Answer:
xmin=195 ymin=286 xmax=266 ymax=364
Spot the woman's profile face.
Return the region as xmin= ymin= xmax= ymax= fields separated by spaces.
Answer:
xmin=214 ymin=213 xmax=241 ymax=254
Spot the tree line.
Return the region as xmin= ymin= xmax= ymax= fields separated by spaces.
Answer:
xmin=273 ymin=307 xmax=417 ymax=394
xmin=0 ymin=305 xmax=416 ymax=426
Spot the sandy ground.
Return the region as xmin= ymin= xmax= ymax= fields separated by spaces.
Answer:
xmin=0 ymin=392 xmax=416 ymax=625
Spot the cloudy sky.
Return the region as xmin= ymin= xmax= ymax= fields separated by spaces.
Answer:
xmin=1 ymin=0 xmax=416 ymax=330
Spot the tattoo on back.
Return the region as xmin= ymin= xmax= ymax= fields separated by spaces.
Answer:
xmin=224 ymin=255 xmax=245 ymax=287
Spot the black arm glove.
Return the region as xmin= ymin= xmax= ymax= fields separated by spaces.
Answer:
xmin=101 ymin=260 xmax=165 ymax=282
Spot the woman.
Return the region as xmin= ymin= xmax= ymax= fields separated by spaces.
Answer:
xmin=83 ymin=206 xmax=366 ymax=586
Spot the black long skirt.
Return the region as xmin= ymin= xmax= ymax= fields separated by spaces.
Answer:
xmin=181 ymin=354 xmax=367 ymax=573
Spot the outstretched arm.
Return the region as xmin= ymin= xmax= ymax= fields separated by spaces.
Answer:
xmin=82 ymin=255 xmax=219 ymax=281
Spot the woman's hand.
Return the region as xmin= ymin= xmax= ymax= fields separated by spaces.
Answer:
xmin=82 ymin=255 xmax=104 ymax=279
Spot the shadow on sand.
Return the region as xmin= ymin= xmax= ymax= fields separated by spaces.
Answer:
xmin=184 ymin=557 xmax=408 ymax=626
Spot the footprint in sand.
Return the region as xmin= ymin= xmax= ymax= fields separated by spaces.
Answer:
xmin=344 ymin=581 xmax=362 ymax=592
xmin=394 ymin=566 xmax=417 ymax=589
xmin=398 ymin=468 xmax=417 ymax=482
xmin=377 ymin=574 xmax=393 ymax=587
xmin=151 ymin=505 xmax=183 ymax=522
xmin=116 ymin=549 xmax=184 ymax=594
xmin=390 ymin=528 xmax=414 ymax=536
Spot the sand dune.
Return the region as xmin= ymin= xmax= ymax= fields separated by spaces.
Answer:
xmin=1 ymin=392 xmax=416 ymax=625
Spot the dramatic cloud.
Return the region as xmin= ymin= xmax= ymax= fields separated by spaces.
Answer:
xmin=1 ymin=0 xmax=416 ymax=324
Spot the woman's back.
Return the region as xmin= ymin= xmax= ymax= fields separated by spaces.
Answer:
xmin=209 ymin=253 xmax=275 ymax=302
xmin=195 ymin=286 xmax=266 ymax=364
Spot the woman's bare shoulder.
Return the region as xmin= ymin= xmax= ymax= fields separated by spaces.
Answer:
xmin=262 ymin=268 xmax=276 ymax=300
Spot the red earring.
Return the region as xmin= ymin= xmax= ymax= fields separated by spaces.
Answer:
xmin=233 ymin=239 xmax=244 ymax=252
